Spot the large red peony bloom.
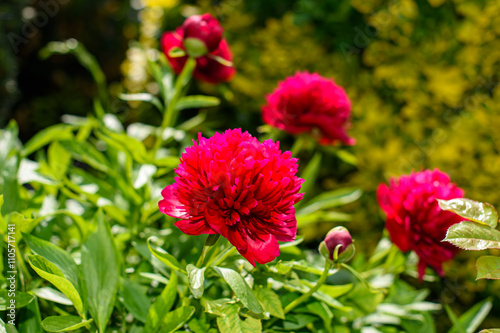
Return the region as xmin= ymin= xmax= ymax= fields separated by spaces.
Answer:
xmin=262 ymin=72 xmax=355 ymax=146
xmin=377 ymin=169 xmax=464 ymax=280
xmin=161 ymin=13 xmax=236 ymax=84
xmin=158 ymin=129 xmax=304 ymax=266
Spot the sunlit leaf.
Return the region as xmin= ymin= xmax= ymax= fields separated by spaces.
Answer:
xmin=443 ymin=221 xmax=500 ymax=250
xmin=298 ymin=187 xmax=362 ymax=215
xmin=27 ymin=255 xmax=84 ymax=317
xmin=438 ymin=198 xmax=498 ymax=228
xmin=175 ymin=95 xmax=220 ymax=111
xmin=159 ymin=306 xmax=195 ymax=333
xmin=215 ymin=302 xmax=262 ymax=333
xmin=213 ymin=266 xmax=263 ymax=314
xmin=41 ymin=316 xmax=93 ymax=332
xmin=187 ymin=264 xmax=206 ymax=299
xmin=254 ymin=286 xmax=284 ymax=319
xmin=21 ymin=124 xmax=74 ymax=157
xmin=448 ymin=298 xmax=492 ymax=333
xmin=147 ymin=238 xmax=186 ymax=274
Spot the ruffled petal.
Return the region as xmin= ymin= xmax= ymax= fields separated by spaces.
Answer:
xmin=158 ymin=185 xmax=189 ymax=219
xmin=175 ymin=219 xmax=216 ymax=235
xmin=240 ymin=233 xmax=280 ymax=267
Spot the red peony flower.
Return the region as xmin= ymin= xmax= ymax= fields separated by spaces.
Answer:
xmin=377 ymin=169 xmax=464 ymax=280
xmin=262 ymin=72 xmax=355 ymax=146
xmin=158 ymin=129 xmax=304 ymax=266
xmin=161 ymin=13 xmax=236 ymax=84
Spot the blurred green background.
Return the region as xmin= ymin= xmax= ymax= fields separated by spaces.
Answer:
xmin=2 ymin=0 xmax=500 ymax=328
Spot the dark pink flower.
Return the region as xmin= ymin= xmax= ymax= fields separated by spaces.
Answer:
xmin=158 ymin=129 xmax=304 ymax=266
xmin=161 ymin=14 xmax=236 ymax=84
xmin=377 ymin=169 xmax=464 ymax=280
xmin=262 ymin=72 xmax=355 ymax=146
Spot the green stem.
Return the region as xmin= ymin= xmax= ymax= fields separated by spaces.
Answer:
xmin=152 ymin=57 xmax=196 ymax=156
xmin=340 ymin=263 xmax=378 ymax=292
xmin=208 ymin=245 xmax=237 ymax=268
xmin=283 ymin=260 xmax=331 ymax=315
xmin=267 ymin=260 xmax=331 ymax=328
xmin=196 ymin=234 xmax=220 ymax=267
xmin=290 ymin=135 xmax=307 ymax=156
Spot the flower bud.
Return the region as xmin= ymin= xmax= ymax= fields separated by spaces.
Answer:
xmin=319 ymin=226 xmax=354 ymax=263
xmin=182 ymin=14 xmax=223 ymax=57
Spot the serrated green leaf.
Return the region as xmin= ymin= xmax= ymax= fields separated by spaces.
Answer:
xmin=24 ymin=233 xmax=80 ymax=293
xmin=438 ymin=198 xmax=498 ymax=228
xmin=187 ymin=264 xmax=205 ymax=299
xmin=147 ymin=238 xmax=186 ymax=274
xmin=476 ymin=256 xmax=500 ymax=280
xmin=159 ymin=306 xmax=195 ymax=333
xmin=175 ymin=95 xmax=220 ymax=111
xmin=254 ymin=287 xmax=284 ymax=319
xmin=82 ymin=211 xmax=120 ymax=333
xmin=213 ymin=266 xmax=263 ymax=314
xmin=443 ymin=221 xmax=500 ymax=250
xmin=21 ymin=124 xmax=74 ymax=157
xmin=0 ymin=290 xmax=35 ymax=310
xmin=204 ymin=298 xmax=235 ymax=316
xmin=120 ymin=278 xmax=150 ymax=323
xmin=27 ymin=255 xmax=84 ymax=317
xmin=216 ymin=303 xmax=262 ymax=333
xmin=41 ymin=316 xmax=93 ymax=332
xmin=145 ymin=272 xmax=178 ymax=333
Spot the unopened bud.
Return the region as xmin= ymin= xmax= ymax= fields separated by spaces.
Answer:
xmin=319 ymin=226 xmax=354 ymax=263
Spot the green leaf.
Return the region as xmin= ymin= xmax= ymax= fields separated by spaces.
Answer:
xmin=448 ymin=298 xmax=492 ymax=333
xmin=147 ymin=238 xmax=186 ymax=274
xmin=296 ymin=210 xmax=351 ymax=228
xmin=298 ymin=151 xmax=322 ymax=202
xmin=60 ymin=140 xmax=110 ymax=172
xmin=24 ymin=233 xmax=80 ymax=293
xmin=21 ymin=124 xmax=74 ymax=157
xmin=480 ymin=330 xmax=500 ymax=333
xmin=438 ymin=198 xmax=498 ymax=228
xmin=31 ymin=287 xmax=72 ymax=306
xmin=159 ymin=306 xmax=195 ymax=333
xmin=213 ymin=266 xmax=263 ymax=314
xmin=175 ymin=96 xmax=220 ymax=111
xmin=120 ymin=278 xmax=150 ymax=323
xmin=254 ymin=286 xmax=284 ymax=319
xmin=298 ymin=187 xmax=363 ymax=215
xmin=187 ymin=264 xmax=206 ymax=299
xmin=81 ymin=211 xmax=120 ymax=333
xmin=215 ymin=303 xmax=262 ymax=333
xmin=48 ymin=141 xmax=72 ymax=180
xmin=120 ymin=93 xmax=163 ymax=111
xmin=0 ymin=290 xmax=35 ymax=310
xmin=17 ymin=297 xmax=42 ymax=333
xmin=27 ymin=255 xmax=84 ymax=317
xmin=41 ymin=316 xmax=93 ymax=332
xmin=476 ymin=256 xmax=500 ymax=280
xmin=145 ymin=272 xmax=178 ymax=333
xmin=443 ymin=221 xmax=500 ymax=250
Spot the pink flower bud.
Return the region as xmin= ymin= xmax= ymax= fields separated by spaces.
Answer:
xmin=319 ymin=226 xmax=354 ymax=263
xmin=182 ymin=14 xmax=223 ymax=54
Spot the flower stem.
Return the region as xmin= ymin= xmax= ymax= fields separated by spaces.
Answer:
xmin=152 ymin=57 xmax=196 ymax=156
xmin=283 ymin=260 xmax=331 ymax=315
xmin=196 ymin=234 xmax=220 ymax=267
xmin=340 ymin=263 xmax=379 ymax=293
xmin=267 ymin=260 xmax=331 ymax=328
